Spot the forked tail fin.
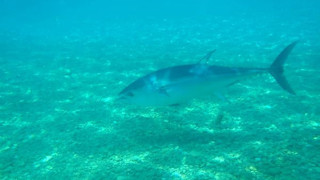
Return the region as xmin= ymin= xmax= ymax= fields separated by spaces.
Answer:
xmin=269 ymin=41 xmax=298 ymax=95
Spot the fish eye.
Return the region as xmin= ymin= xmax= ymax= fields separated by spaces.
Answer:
xmin=127 ymin=92 xmax=134 ymax=97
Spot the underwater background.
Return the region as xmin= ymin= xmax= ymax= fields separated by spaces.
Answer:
xmin=0 ymin=0 xmax=320 ymax=179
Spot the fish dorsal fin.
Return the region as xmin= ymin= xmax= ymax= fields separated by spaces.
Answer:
xmin=198 ymin=49 xmax=216 ymax=64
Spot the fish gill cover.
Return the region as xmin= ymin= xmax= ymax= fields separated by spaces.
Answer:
xmin=0 ymin=0 xmax=319 ymax=179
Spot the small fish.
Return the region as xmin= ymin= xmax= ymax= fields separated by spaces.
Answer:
xmin=118 ymin=41 xmax=298 ymax=106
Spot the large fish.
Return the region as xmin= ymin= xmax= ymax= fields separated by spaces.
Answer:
xmin=118 ymin=41 xmax=298 ymax=106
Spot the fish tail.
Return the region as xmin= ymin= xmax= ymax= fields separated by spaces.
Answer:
xmin=269 ymin=41 xmax=298 ymax=94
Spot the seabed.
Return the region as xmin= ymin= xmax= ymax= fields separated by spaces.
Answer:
xmin=0 ymin=17 xmax=319 ymax=179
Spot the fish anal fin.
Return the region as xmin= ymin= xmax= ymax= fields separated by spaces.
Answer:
xmin=226 ymin=80 xmax=240 ymax=87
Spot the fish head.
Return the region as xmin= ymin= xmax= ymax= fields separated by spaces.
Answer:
xmin=117 ymin=86 xmax=158 ymax=106
xmin=117 ymin=90 xmax=137 ymax=103
xmin=117 ymin=75 xmax=177 ymax=106
xmin=117 ymin=77 xmax=153 ymax=105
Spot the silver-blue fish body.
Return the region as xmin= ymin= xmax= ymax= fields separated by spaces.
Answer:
xmin=118 ymin=41 xmax=298 ymax=106
xmin=118 ymin=64 xmax=265 ymax=106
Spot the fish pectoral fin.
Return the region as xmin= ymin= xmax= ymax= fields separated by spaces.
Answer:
xmin=158 ymin=86 xmax=170 ymax=97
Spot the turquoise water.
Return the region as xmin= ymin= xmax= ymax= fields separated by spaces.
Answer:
xmin=1 ymin=1 xmax=320 ymax=179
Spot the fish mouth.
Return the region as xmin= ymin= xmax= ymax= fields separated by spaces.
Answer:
xmin=115 ymin=95 xmax=128 ymax=102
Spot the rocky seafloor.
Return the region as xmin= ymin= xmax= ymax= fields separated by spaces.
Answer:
xmin=0 ymin=16 xmax=319 ymax=179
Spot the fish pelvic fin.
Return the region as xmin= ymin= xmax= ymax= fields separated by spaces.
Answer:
xmin=269 ymin=41 xmax=298 ymax=95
